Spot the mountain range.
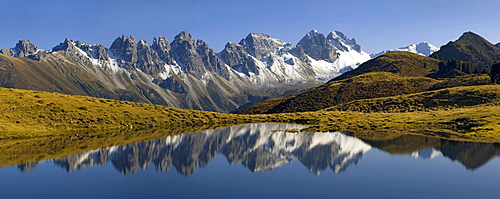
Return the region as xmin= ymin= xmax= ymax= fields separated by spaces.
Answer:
xmin=237 ymin=31 xmax=499 ymax=114
xmin=18 ymin=123 xmax=372 ymax=175
xmin=17 ymin=123 xmax=500 ymax=174
xmin=0 ymin=30 xmax=376 ymax=113
xmin=2 ymin=30 xmax=495 ymax=114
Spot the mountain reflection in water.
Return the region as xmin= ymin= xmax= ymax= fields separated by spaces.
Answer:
xmin=360 ymin=134 xmax=500 ymax=170
xmin=17 ymin=123 xmax=371 ymax=175
xmin=17 ymin=124 xmax=500 ymax=175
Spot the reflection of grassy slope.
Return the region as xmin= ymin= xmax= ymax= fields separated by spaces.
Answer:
xmin=360 ymin=134 xmax=441 ymax=154
xmin=0 ymin=126 xmax=228 ymax=168
xmin=359 ymin=134 xmax=500 ymax=170
xmin=439 ymin=141 xmax=500 ymax=170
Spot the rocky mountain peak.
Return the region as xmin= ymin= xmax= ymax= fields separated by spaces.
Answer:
xmin=219 ymin=42 xmax=260 ymax=76
xmin=170 ymin=31 xmax=208 ymax=78
xmin=52 ymin=38 xmax=76 ymax=52
xmin=171 ymin=32 xmax=197 ymax=53
xmin=0 ymin=40 xmax=39 ymax=58
xmin=14 ymin=40 xmax=39 ymax=57
xmin=174 ymin=31 xmax=194 ymax=42
xmin=152 ymin=36 xmax=171 ymax=51
xmin=430 ymin=31 xmax=500 ymax=67
xmin=239 ymin=33 xmax=289 ymax=60
xmin=109 ymin=35 xmax=138 ymax=67
xmin=152 ymin=36 xmax=174 ymax=65
xmin=296 ymin=30 xmax=337 ymax=62
xmin=327 ymin=31 xmax=361 ymax=52
xmin=136 ymin=39 xmax=159 ymax=74
xmin=195 ymin=40 xmax=230 ymax=78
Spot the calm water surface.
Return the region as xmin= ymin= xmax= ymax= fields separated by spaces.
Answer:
xmin=1 ymin=123 xmax=500 ymax=198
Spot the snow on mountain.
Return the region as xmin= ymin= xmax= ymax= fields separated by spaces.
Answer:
xmin=327 ymin=31 xmax=372 ymax=73
xmin=221 ymin=30 xmax=372 ymax=87
xmin=1 ymin=30 xmax=372 ymax=113
xmin=371 ymin=42 xmax=439 ymax=58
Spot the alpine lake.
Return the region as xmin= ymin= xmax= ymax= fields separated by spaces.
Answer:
xmin=1 ymin=123 xmax=500 ymax=198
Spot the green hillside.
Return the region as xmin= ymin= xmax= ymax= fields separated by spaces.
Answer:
xmin=237 ymin=72 xmax=439 ymax=114
xmin=430 ymin=31 xmax=500 ymax=68
xmin=334 ymin=51 xmax=441 ymax=81
xmin=0 ymin=87 xmax=254 ymax=139
xmin=327 ymin=84 xmax=500 ymax=113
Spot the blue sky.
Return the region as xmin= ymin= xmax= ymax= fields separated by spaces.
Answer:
xmin=1 ymin=0 xmax=499 ymax=53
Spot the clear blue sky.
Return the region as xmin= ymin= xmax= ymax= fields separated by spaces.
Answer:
xmin=1 ymin=0 xmax=499 ymax=54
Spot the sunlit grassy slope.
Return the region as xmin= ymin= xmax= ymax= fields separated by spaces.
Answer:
xmin=0 ymin=87 xmax=255 ymax=139
xmin=1 ymin=85 xmax=500 ymax=141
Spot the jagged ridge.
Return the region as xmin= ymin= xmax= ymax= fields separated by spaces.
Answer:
xmin=0 ymin=30 xmax=371 ymax=113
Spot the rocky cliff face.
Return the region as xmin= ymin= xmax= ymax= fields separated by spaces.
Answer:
xmin=296 ymin=30 xmax=337 ymax=62
xmin=0 ymin=30 xmax=372 ymax=112
xmin=0 ymin=40 xmax=44 ymax=58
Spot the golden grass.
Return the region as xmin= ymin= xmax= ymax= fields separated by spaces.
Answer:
xmin=1 ymin=86 xmax=500 ymax=167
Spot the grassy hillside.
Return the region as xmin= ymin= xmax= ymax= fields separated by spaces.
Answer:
xmin=237 ymin=72 xmax=439 ymax=114
xmin=334 ymin=51 xmax=441 ymax=81
xmin=237 ymin=52 xmax=493 ymax=115
xmin=430 ymin=31 xmax=500 ymax=67
xmin=0 ymin=87 xmax=255 ymax=139
xmin=0 ymin=54 xmax=119 ymax=99
xmin=327 ymin=84 xmax=500 ymax=113
xmin=1 ymin=86 xmax=500 ymax=166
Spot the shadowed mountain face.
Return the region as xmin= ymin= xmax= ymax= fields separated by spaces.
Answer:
xmin=236 ymin=71 xmax=440 ymax=114
xmin=16 ymin=124 xmax=500 ymax=175
xmin=431 ymin=32 xmax=500 ymax=68
xmin=17 ymin=123 xmax=372 ymax=175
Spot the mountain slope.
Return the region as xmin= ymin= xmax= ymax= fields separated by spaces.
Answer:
xmin=327 ymin=84 xmax=500 ymax=113
xmin=0 ymin=53 xmax=181 ymax=106
xmin=430 ymin=31 xmax=500 ymax=67
xmin=236 ymin=46 xmax=495 ymax=114
xmin=236 ymin=72 xmax=439 ymax=114
xmin=0 ymin=30 xmax=371 ymax=113
xmin=333 ymin=51 xmax=441 ymax=81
